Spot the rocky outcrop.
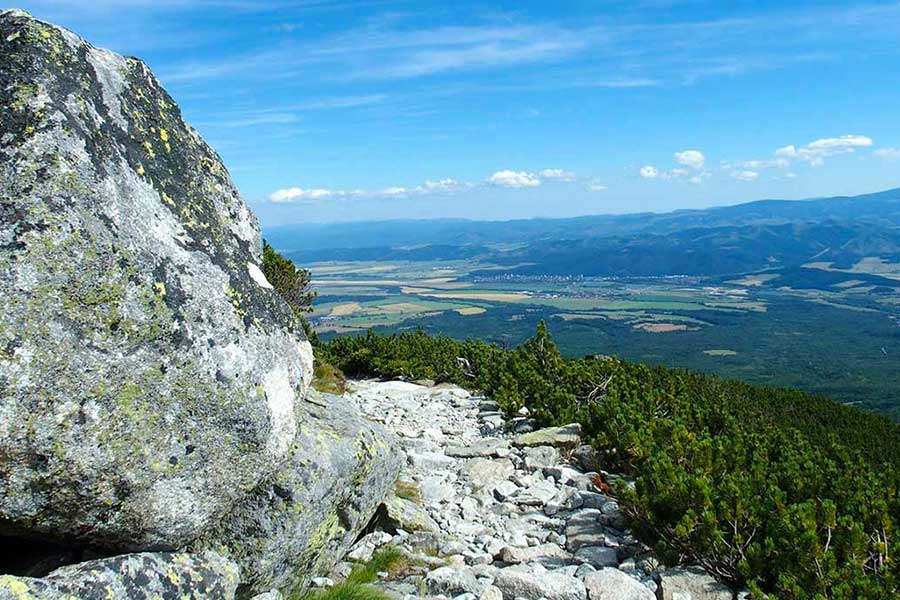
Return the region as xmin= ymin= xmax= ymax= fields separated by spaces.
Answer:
xmin=0 ymin=551 xmax=240 ymax=600
xmin=0 ymin=11 xmax=400 ymax=599
xmin=192 ymin=391 xmax=401 ymax=597
xmin=0 ymin=9 xmax=314 ymax=551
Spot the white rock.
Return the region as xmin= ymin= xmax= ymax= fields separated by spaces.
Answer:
xmin=493 ymin=568 xmax=587 ymax=600
xmin=657 ymin=567 xmax=732 ymax=600
xmin=583 ymin=568 xmax=655 ymax=600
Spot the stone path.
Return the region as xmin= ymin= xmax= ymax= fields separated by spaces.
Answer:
xmin=321 ymin=380 xmax=737 ymax=600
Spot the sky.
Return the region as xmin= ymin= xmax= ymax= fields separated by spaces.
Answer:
xmin=15 ymin=0 xmax=900 ymax=224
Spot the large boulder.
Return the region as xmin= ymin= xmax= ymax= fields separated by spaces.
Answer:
xmin=0 ymin=551 xmax=240 ymax=600
xmin=0 ymin=10 xmax=313 ymax=550
xmin=192 ymin=391 xmax=402 ymax=598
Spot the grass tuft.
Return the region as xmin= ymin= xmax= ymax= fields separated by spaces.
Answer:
xmin=346 ymin=546 xmax=409 ymax=584
xmin=312 ymin=361 xmax=347 ymax=395
xmin=297 ymin=582 xmax=391 ymax=600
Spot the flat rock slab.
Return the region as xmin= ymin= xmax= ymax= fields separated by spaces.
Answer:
xmin=446 ymin=438 xmax=511 ymax=458
xmin=514 ymin=424 xmax=583 ymax=448
xmin=465 ymin=458 xmax=515 ymax=489
xmin=523 ymin=446 xmax=563 ymax=471
xmin=575 ymin=546 xmax=619 ymax=568
xmin=583 ymin=568 xmax=655 ymax=600
xmin=0 ymin=551 xmax=239 ymax=600
xmin=500 ymin=543 xmax=574 ymax=565
xmin=657 ymin=567 xmax=733 ymax=600
xmin=494 ymin=568 xmax=587 ymax=600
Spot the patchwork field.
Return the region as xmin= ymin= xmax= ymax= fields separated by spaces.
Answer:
xmin=306 ymin=259 xmax=900 ymax=417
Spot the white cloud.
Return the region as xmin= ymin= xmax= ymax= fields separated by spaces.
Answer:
xmin=488 ymin=170 xmax=541 ymax=188
xmin=269 ymin=177 xmax=471 ymax=202
xmin=874 ymin=147 xmax=900 ymax=160
xmin=539 ymin=168 xmax=576 ymax=181
xmin=419 ymin=178 xmax=469 ymax=192
xmin=774 ymin=144 xmax=797 ymax=158
xmin=269 ymin=187 xmax=337 ymax=202
xmin=377 ymin=187 xmax=408 ymax=196
xmin=806 ymin=135 xmax=872 ymax=152
xmin=732 ymin=170 xmax=759 ymax=182
xmin=639 ymin=165 xmax=659 ymax=179
xmin=772 ymin=135 xmax=873 ymax=167
xmin=739 ymin=158 xmax=791 ymax=169
xmin=674 ymin=149 xmax=705 ymax=170
xmin=587 ymin=182 xmax=607 ymax=191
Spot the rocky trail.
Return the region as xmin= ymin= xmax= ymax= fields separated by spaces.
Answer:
xmin=318 ymin=380 xmax=737 ymax=600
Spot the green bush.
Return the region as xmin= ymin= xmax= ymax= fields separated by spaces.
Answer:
xmin=320 ymin=323 xmax=900 ymax=599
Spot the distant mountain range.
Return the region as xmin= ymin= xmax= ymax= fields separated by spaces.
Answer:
xmin=267 ymin=187 xmax=900 ymax=283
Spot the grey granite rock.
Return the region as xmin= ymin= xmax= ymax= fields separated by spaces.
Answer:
xmin=0 ymin=10 xmax=312 ymax=551
xmin=425 ymin=566 xmax=482 ymax=596
xmin=657 ymin=567 xmax=732 ymax=600
xmin=582 ymin=568 xmax=654 ymax=600
xmin=493 ymin=567 xmax=587 ymax=600
xmin=192 ymin=392 xmax=401 ymax=598
xmin=499 ymin=544 xmax=573 ymax=565
xmin=465 ymin=458 xmax=516 ymax=489
xmin=514 ymin=424 xmax=583 ymax=448
xmin=0 ymin=551 xmax=240 ymax=600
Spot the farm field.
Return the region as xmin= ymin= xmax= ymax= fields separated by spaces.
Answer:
xmin=308 ymin=259 xmax=900 ymax=417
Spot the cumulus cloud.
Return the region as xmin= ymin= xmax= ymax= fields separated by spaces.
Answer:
xmin=775 ymin=135 xmax=873 ymax=166
xmin=674 ymin=149 xmax=705 ymax=170
xmin=732 ymin=170 xmax=759 ymax=182
xmin=488 ymin=170 xmax=541 ymax=188
xmin=269 ymin=187 xmax=338 ymax=202
xmin=420 ymin=178 xmax=468 ymax=192
xmin=269 ymin=177 xmax=470 ymax=202
xmin=639 ymin=165 xmax=660 ymax=179
xmin=539 ymin=168 xmax=576 ymax=181
xmin=874 ymin=147 xmax=900 ymax=160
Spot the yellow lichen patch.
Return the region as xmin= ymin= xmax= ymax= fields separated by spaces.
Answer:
xmin=161 ymin=191 xmax=175 ymax=206
xmin=142 ymin=140 xmax=156 ymax=159
xmin=136 ymin=164 xmax=145 ymax=176
xmin=160 ymin=128 xmax=172 ymax=152
xmin=154 ymin=281 xmax=166 ymax=297
xmin=0 ymin=576 xmax=30 ymax=595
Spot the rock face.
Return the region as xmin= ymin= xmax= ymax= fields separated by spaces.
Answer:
xmin=0 ymin=551 xmax=240 ymax=600
xmin=0 ymin=10 xmax=314 ymax=551
xmin=192 ymin=391 xmax=401 ymax=597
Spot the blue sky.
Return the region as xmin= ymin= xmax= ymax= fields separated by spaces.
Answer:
xmin=17 ymin=0 xmax=900 ymax=224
